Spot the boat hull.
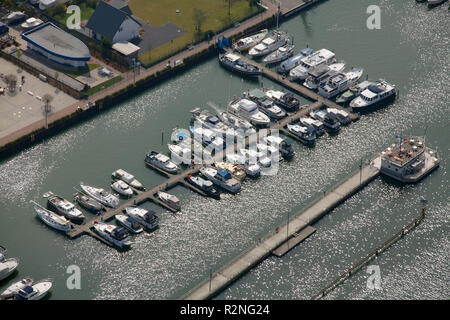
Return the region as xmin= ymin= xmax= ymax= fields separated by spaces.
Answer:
xmin=351 ymin=93 xmax=397 ymax=113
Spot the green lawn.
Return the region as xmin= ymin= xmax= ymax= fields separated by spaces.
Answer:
xmin=65 ymin=63 xmax=100 ymax=78
xmin=129 ymin=0 xmax=261 ymax=66
xmin=85 ymin=75 xmax=123 ymax=96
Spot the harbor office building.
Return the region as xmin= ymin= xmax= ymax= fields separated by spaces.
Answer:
xmin=21 ymin=22 xmax=91 ymax=68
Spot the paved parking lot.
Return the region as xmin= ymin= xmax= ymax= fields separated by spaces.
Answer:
xmin=0 ymin=57 xmax=79 ymax=140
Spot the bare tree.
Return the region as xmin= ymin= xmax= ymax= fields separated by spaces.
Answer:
xmin=42 ymin=94 xmax=53 ymax=129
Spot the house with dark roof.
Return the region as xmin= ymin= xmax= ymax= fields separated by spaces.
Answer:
xmin=86 ymin=0 xmax=140 ymax=43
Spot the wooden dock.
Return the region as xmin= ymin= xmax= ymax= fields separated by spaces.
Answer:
xmin=182 ymin=157 xmax=382 ymax=300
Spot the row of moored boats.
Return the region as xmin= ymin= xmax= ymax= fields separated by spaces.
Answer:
xmin=219 ymin=29 xmax=398 ymax=113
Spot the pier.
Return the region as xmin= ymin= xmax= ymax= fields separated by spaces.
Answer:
xmin=182 ymin=157 xmax=382 ymax=300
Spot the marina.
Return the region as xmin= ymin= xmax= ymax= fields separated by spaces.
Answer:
xmin=0 ymin=0 xmax=447 ymax=301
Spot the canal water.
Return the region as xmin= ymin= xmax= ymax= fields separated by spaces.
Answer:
xmin=0 ymin=0 xmax=448 ymax=299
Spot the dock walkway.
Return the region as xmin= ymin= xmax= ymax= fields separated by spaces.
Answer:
xmin=182 ymin=157 xmax=381 ymax=300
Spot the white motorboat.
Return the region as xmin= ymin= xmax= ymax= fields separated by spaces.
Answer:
xmin=111 ymin=180 xmax=133 ymax=197
xmin=277 ymin=47 xmax=314 ymax=73
xmin=157 ymin=191 xmax=181 ymax=211
xmin=262 ymin=44 xmax=295 ymax=65
xmin=171 ymin=130 xmax=207 ymax=160
xmin=286 ymin=124 xmax=316 ymax=146
xmin=233 ymin=29 xmax=268 ymax=52
xmin=115 ymin=214 xmax=143 ymax=234
xmin=32 ymin=201 xmax=71 ymax=232
xmin=112 ymin=169 xmax=144 ymax=190
xmin=125 ymin=207 xmax=159 ymax=230
xmin=248 ymin=30 xmax=288 ymax=57
xmin=213 ymin=107 xmax=256 ymax=136
xmin=186 ymin=175 xmax=221 ymax=199
xmin=43 ymin=191 xmax=85 ymax=223
xmin=310 ymin=110 xmax=341 ymax=133
xmin=80 ymin=183 xmax=120 ymax=208
xmin=20 ymin=17 xmax=43 ymax=30
xmin=12 ymin=279 xmax=52 ymax=300
xmin=228 ymin=98 xmax=271 ymax=127
xmin=289 ymin=48 xmax=336 ymax=81
xmin=0 ymin=258 xmax=19 ymax=282
xmin=318 ymin=68 xmax=364 ymax=99
xmin=264 ymin=89 xmax=300 ymax=112
xmin=92 ymin=223 xmax=132 ymax=249
xmin=262 ymin=135 xmax=295 ymax=159
xmin=245 ymin=88 xmax=287 ymax=120
xmin=145 ymin=151 xmax=180 ymax=174
xmin=299 ymin=117 xmax=326 ymax=136
xmin=350 ymin=80 xmax=397 ymax=113
xmin=200 ymin=167 xmax=241 ymax=194
xmin=326 ymin=108 xmax=352 ymax=125
xmin=190 ymin=108 xmax=236 ymax=139
xmin=1 ymin=277 xmax=33 ymax=299
xmin=303 ymin=62 xmax=346 ymax=90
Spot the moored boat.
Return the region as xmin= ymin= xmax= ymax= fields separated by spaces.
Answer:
xmin=218 ymin=53 xmax=262 ymax=77
xmin=112 ymin=169 xmax=144 ymax=191
xmin=157 ymin=191 xmax=181 ymax=211
xmin=263 ymin=89 xmax=300 ymax=113
xmin=233 ymin=29 xmax=268 ymax=52
xmin=12 ymin=279 xmax=52 ymax=300
xmin=125 ymin=207 xmax=159 ymax=231
xmin=115 ymin=214 xmax=143 ymax=234
xmin=145 ymin=151 xmax=180 ymax=174
xmin=92 ymin=223 xmax=132 ymax=249
xmin=228 ymin=98 xmax=271 ymax=127
xmin=303 ymin=62 xmax=346 ymax=90
xmin=1 ymin=277 xmax=33 ymax=299
xmin=186 ymin=175 xmax=221 ymax=199
xmin=245 ymin=88 xmax=286 ymax=120
xmin=43 ymin=191 xmax=85 ymax=223
xmin=350 ymin=80 xmax=397 ymax=113
xmin=0 ymin=258 xmax=19 ymax=282
xmin=80 ymin=183 xmax=120 ymax=208
xmin=248 ymin=30 xmax=288 ymax=57
xmin=73 ymin=192 xmax=104 ymax=214
xmin=318 ymin=68 xmax=364 ymax=99
xmin=286 ymin=124 xmax=316 ymax=146
xmin=111 ymin=180 xmax=133 ymax=197
xmin=214 ymin=162 xmax=247 ymax=181
xmin=200 ymin=167 xmax=241 ymax=194
xmin=277 ymin=47 xmax=314 ymax=74
xmin=262 ymin=44 xmax=295 ymax=65
xmin=289 ymin=48 xmax=336 ymax=81
xmin=32 ymin=201 xmax=71 ymax=232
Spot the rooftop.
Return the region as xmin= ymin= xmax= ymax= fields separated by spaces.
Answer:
xmin=22 ymin=22 xmax=90 ymax=60
xmin=382 ymin=137 xmax=426 ymax=167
